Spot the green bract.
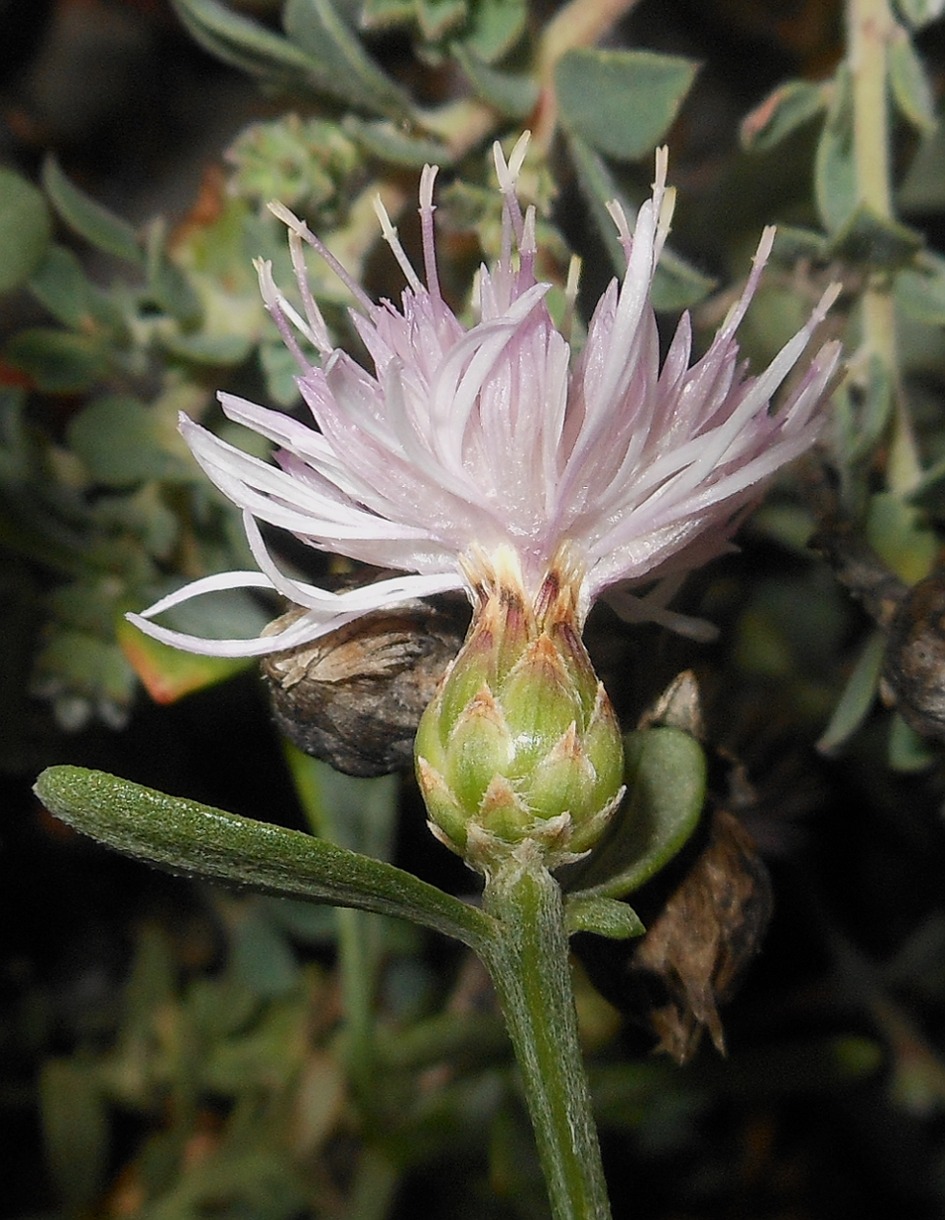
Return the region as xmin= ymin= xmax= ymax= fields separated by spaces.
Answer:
xmin=415 ymin=546 xmax=625 ymax=871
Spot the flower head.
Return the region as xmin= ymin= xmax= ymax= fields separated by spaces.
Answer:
xmin=130 ymin=134 xmax=840 ymax=658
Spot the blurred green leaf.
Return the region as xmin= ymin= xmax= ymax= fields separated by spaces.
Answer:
xmin=39 ymin=1059 xmax=109 ymax=1211
xmin=116 ymin=616 xmax=252 ymax=704
xmin=231 ymin=906 xmax=300 ymax=997
xmin=160 ymin=329 xmax=255 ymax=365
xmin=35 ymin=628 xmax=136 ymax=707
xmin=815 ymin=68 xmax=856 ymax=234
xmin=34 ymin=766 xmax=495 ymax=948
xmin=417 ymin=0 xmax=466 ymax=41
xmin=285 ymin=746 xmax=399 ymax=859
xmin=343 ymin=116 xmax=456 ymax=167
xmin=833 ymin=353 xmax=893 ymax=466
xmin=556 ymin=48 xmax=698 ymax=162
xmin=889 ymin=23 xmax=937 ymax=132
xmin=740 ymin=79 xmax=827 ymax=153
xmin=894 ymin=0 xmax=945 ymax=28
xmin=453 ymin=44 xmax=538 ymax=117
xmin=561 ymin=727 xmax=705 ymax=901
xmin=888 ymin=710 xmax=938 ymax=770
xmin=817 ymin=629 xmax=886 ymax=754
xmin=259 ymin=339 xmax=303 ymax=407
xmin=0 ymin=166 xmax=52 ymax=295
xmin=896 ymin=251 xmax=945 ymax=324
xmin=171 ymin=0 xmax=328 ymax=87
xmin=42 ymin=156 xmax=142 ymax=264
xmin=460 ymin=0 xmax=527 ymax=62
xmin=28 ymin=244 xmax=96 ymax=328
xmin=67 ymin=395 xmax=187 ymax=486
xmin=4 ymin=327 xmax=108 ymax=392
xmin=283 ymin=0 xmax=412 ymax=117
xmin=146 ymin=228 xmax=204 ymax=326
xmin=866 ymin=490 xmax=937 ymax=584
xmin=830 ymin=203 xmax=924 ymax=267
xmin=362 ymin=0 xmax=415 ymax=27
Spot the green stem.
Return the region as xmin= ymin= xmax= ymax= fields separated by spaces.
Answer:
xmin=480 ymin=846 xmax=611 ymax=1220
xmin=847 ymin=0 xmax=922 ymax=493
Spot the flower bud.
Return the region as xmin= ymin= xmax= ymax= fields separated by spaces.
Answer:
xmin=415 ymin=546 xmax=625 ymax=871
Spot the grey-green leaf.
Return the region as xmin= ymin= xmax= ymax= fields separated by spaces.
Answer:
xmin=0 ymin=167 xmax=52 ymax=295
xmin=817 ymin=629 xmax=886 ymax=754
xmin=42 ymin=156 xmax=142 ymax=264
xmin=67 ymin=394 xmax=187 ymax=486
xmin=814 ymin=69 xmax=856 ymax=234
xmin=560 ymin=727 xmax=705 ymax=901
xmin=453 ymin=43 xmax=538 ymax=117
xmin=888 ymin=24 xmax=937 ymax=133
xmin=740 ymin=79 xmax=827 ymax=153
xmin=34 ymin=766 xmax=494 ymax=949
xmin=896 ymin=251 xmax=945 ymax=324
xmin=343 ymin=116 xmax=456 ymax=167
xmin=171 ymin=0 xmax=328 ymax=87
xmin=283 ymin=0 xmax=412 ymax=117
xmin=556 ymin=48 xmax=698 ymax=162
xmin=28 ymin=245 xmax=95 ymax=328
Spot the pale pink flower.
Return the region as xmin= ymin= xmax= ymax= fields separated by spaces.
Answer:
xmin=129 ymin=135 xmax=840 ymax=657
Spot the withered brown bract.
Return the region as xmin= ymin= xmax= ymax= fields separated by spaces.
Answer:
xmin=811 ymin=488 xmax=945 ymax=741
xmin=261 ymin=598 xmax=468 ymax=777
xmin=882 ymin=573 xmax=945 ymax=741
xmin=577 ymin=808 xmax=773 ymax=1065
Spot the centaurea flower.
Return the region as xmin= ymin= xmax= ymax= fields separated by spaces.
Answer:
xmin=130 ymin=135 xmax=840 ymax=864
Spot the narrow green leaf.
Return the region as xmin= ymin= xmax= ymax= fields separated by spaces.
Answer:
xmin=834 ymin=352 xmax=893 ymax=466
xmin=814 ymin=69 xmax=856 ymax=234
xmin=284 ymin=746 xmax=399 ymax=859
xmin=0 ymin=167 xmax=52 ymax=294
xmin=560 ymin=727 xmax=705 ymax=901
xmin=283 ymin=0 xmax=412 ymax=117
xmin=817 ymin=629 xmax=886 ymax=754
xmin=556 ymin=48 xmax=698 ymax=162
xmin=171 ymin=0 xmax=326 ymax=85
xmin=740 ymin=79 xmax=827 ymax=153
xmin=34 ymin=766 xmax=495 ymax=949
xmin=889 ymin=24 xmax=937 ymax=133
xmin=888 ymin=711 xmax=938 ymax=771
xmin=564 ymin=894 xmax=645 ymax=940
xmin=42 ymin=157 xmax=142 ymax=264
